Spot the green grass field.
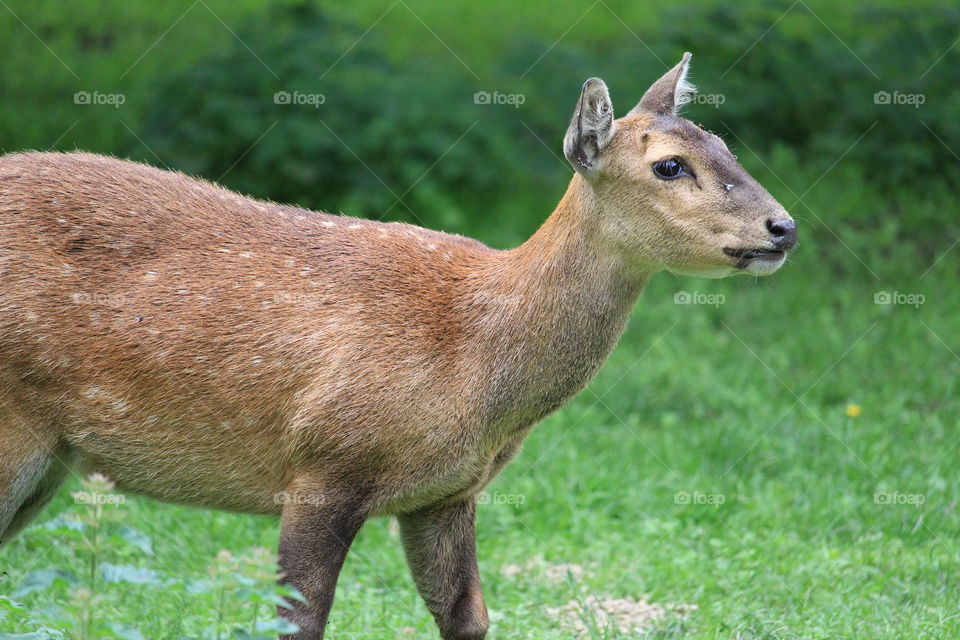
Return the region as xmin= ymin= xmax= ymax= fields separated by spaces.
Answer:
xmin=1 ymin=163 xmax=957 ymax=639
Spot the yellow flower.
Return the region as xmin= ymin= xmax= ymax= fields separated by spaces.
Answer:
xmin=846 ymin=404 xmax=862 ymax=418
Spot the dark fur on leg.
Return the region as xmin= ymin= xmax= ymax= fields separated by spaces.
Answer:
xmin=399 ymin=498 xmax=488 ymax=640
xmin=277 ymin=478 xmax=369 ymax=640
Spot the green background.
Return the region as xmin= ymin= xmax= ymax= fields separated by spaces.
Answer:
xmin=1 ymin=1 xmax=958 ymax=638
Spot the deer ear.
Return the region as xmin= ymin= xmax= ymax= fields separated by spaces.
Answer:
xmin=629 ymin=52 xmax=695 ymax=116
xmin=563 ymin=77 xmax=616 ymax=175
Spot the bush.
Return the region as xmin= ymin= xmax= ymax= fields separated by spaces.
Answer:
xmin=140 ymin=3 xmax=542 ymax=242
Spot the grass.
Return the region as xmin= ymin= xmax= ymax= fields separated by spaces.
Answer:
xmin=1 ymin=177 xmax=958 ymax=639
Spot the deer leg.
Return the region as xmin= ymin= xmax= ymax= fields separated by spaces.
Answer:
xmin=398 ymin=498 xmax=488 ymax=640
xmin=0 ymin=421 xmax=68 ymax=548
xmin=277 ymin=477 xmax=368 ymax=640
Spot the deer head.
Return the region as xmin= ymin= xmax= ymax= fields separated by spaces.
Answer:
xmin=563 ymin=53 xmax=796 ymax=278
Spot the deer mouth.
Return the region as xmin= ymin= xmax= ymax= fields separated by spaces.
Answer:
xmin=723 ymin=246 xmax=785 ymax=269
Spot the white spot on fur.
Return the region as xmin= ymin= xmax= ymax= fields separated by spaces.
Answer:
xmin=348 ymin=224 xmax=362 ymax=230
xmin=218 ymin=248 xmax=232 ymax=253
xmin=144 ymin=271 xmax=158 ymax=281
xmin=240 ymin=251 xmax=253 ymax=259
xmin=251 ymin=355 xmax=263 ymax=365
xmin=321 ymin=221 xmax=335 ymax=228
xmin=254 ymin=281 xmax=265 ymax=288
xmin=427 ymin=243 xmax=437 ymax=250
xmin=83 ymin=386 xmax=104 ymax=399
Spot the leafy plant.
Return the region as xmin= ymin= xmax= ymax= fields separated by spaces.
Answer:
xmin=8 ymin=474 xmax=299 ymax=640
xmin=183 ymin=548 xmax=302 ymax=640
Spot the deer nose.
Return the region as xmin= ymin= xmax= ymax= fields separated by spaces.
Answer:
xmin=766 ymin=218 xmax=797 ymax=250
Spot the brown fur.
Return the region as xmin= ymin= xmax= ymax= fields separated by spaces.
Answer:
xmin=0 ymin=55 xmax=793 ymax=639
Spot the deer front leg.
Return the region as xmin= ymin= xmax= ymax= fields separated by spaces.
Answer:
xmin=398 ymin=498 xmax=488 ymax=640
xmin=277 ymin=478 xmax=368 ymax=640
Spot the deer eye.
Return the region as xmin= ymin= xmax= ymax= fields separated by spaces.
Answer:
xmin=652 ymin=157 xmax=688 ymax=180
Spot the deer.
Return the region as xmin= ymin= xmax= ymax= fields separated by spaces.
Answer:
xmin=0 ymin=53 xmax=795 ymax=639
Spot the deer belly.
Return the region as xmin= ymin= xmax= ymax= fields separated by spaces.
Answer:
xmin=66 ymin=418 xmax=290 ymax=515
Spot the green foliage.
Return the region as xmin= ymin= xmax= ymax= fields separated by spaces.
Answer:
xmin=0 ymin=0 xmax=277 ymax=154
xmin=140 ymin=3 xmax=529 ymax=238
xmin=3 ymin=475 xmax=299 ymax=640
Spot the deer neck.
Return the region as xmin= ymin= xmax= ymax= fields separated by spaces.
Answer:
xmin=472 ymin=175 xmax=653 ymax=428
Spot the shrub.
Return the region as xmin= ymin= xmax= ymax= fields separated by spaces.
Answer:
xmin=140 ymin=3 xmax=536 ymax=240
